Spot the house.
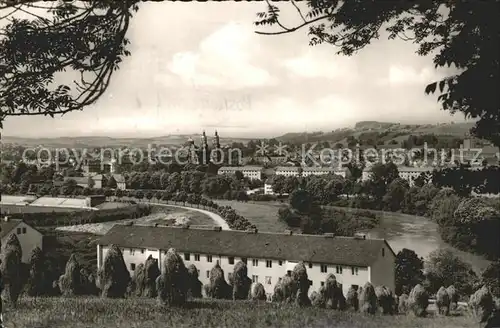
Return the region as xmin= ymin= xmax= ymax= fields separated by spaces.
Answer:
xmin=97 ymin=225 xmax=396 ymax=300
xmin=274 ymin=166 xmax=347 ymax=178
xmin=217 ymin=166 xmax=264 ymax=180
xmin=0 ymin=217 xmax=44 ymax=263
xmin=397 ymin=166 xmax=434 ymax=186
xmin=62 ymin=174 xmax=103 ymax=189
xmin=111 ymin=174 xmax=126 ymax=190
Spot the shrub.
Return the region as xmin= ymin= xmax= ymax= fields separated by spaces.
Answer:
xmin=310 ymin=291 xmax=321 ymax=307
xmin=205 ymin=263 xmax=231 ymax=299
xmin=436 ymin=286 xmax=451 ymax=316
xmin=398 ymin=293 xmax=409 ymax=314
xmin=129 ymin=263 xmax=145 ymax=296
xmin=58 ymin=254 xmax=85 ymax=296
xmin=292 ymin=262 xmax=311 ymax=307
xmin=0 ymin=234 xmax=23 ymax=307
xmin=469 ymin=286 xmax=494 ymax=323
xmin=186 ymin=264 xmax=202 ymax=298
xmin=320 ymin=274 xmax=345 ymax=310
xmin=272 ymin=275 xmax=296 ymax=303
xmin=232 ymin=261 xmax=252 ymax=300
xmin=359 ymin=282 xmax=377 ymax=314
xmin=346 ymin=286 xmax=359 ymax=311
xmin=375 ymin=285 xmax=395 ymax=314
xmin=96 ymin=245 xmax=130 ymax=298
xmin=446 ymin=285 xmax=458 ymax=311
xmin=142 ymin=256 xmax=160 ymax=298
xmin=250 ymin=283 xmax=267 ymax=301
xmin=26 ymin=247 xmax=46 ymax=297
xmin=156 ymin=248 xmax=188 ymax=306
xmin=407 ymin=284 xmax=429 ymax=317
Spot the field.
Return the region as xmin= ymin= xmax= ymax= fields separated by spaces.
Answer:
xmin=55 ymin=205 xmax=216 ymax=235
xmin=2 ymin=297 xmax=480 ymax=328
xmin=215 ymin=200 xmax=289 ymax=232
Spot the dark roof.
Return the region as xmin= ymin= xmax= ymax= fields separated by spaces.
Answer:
xmin=0 ymin=219 xmax=22 ymax=239
xmin=97 ymin=225 xmax=393 ymax=267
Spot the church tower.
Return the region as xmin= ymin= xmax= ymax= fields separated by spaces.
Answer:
xmin=198 ymin=130 xmax=209 ymax=165
xmin=213 ymin=130 xmax=220 ymax=149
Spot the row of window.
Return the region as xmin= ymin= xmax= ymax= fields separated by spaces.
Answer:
xmin=125 ymin=250 xmax=361 ymax=276
xmin=16 ymin=227 xmax=27 ymax=234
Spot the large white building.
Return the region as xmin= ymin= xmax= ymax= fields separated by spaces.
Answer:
xmin=362 ymin=165 xmax=434 ymax=186
xmin=0 ymin=218 xmax=44 ymax=263
xmin=97 ymin=225 xmax=396 ymax=300
xmin=275 ymin=166 xmax=348 ymax=178
xmin=218 ymin=166 xmax=264 ymax=180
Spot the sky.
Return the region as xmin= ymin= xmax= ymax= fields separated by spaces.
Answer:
xmin=1 ymin=2 xmax=465 ymax=138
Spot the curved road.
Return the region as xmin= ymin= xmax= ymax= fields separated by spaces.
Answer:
xmin=144 ymin=201 xmax=230 ymax=230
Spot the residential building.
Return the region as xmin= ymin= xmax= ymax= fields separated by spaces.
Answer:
xmin=397 ymin=166 xmax=434 ymax=186
xmin=97 ymin=225 xmax=396 ymax=299
xmin=264 ymin=181 xmax=274 ymax=195
xmin=218 ymin=166 xmax=264 ymax=180
xmin=112 ymin=174 xmax=126 ymax=190
xmin=0 ymin=217 xmax=44 ymax=263
xmin=459 ymin=135 xmax=499 ymax=166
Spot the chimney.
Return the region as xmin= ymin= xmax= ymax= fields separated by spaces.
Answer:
xmin=213 ymin=226 xmax=222 ymax=232
xmin=323 ymin=233 xmax=335 ymax=238
xmin=4 ymin=216 xmax=9 ymax=222
xmin=247 ymin=228 xmax=258 ymax=234
xmin=182 ymin=224 xmax=190 ymax=229
xmin=154 ymin=223 xmax=159 ymax=227
xmin=284 ymin=229 xmax=293 ymax=235
xmin=354 ymin=233 xmax=366 ymax=240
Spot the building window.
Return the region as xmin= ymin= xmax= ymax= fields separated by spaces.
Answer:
xmin=351 ymin=267 xmax=358 ymax=275
xmin=16 ymin=228 xmax=21 ymax=234
xmin=278 ymin=260 xmax=283 ymax=266
xmin=241 ymin=257 xmax=247 ymax=264
xmin=309 ymin=280 xmax=313 ymax=286
xmin=184 ymin=253 xmax=190 ymax=261
xmin=352 ymin=284 xmax=359 ymax=291
xmin=336 ymin=266 xmax=343 ymax=274
xmin=266 ymin=260 xmax=272 ymax=268
xmin=252 ymin=275 xmax=259 ymax=283
xmin=140 ymin=249 xmax=145 ymax=254
xmin=265 ymin=276 xmax=272 ymax=285
xmin=228 ymin=272 xmax=233 ymax=280
xmin=207 ymin=255 xmax=212 ymax=262
xmin=278 ymin=277 xmax=282 ymax=282
xmin=228 ymin=257 xmax=235 ymax=265
xmin=308 ymin=262 xmax=313 ymax=269
xmin=321 ymin=281 xmax=325 ymax=287
xmin=320 ymin=264 xmax=327 ymax=273
xmin=129 ymin=249 xmax=135 ymax=255
xmin=194 ymin=254 xmax=200 ymax=261
xmin=22 ymin=227 xmax=26 ymax=234
xmin=130 ymin=263 xmax=136 ymax=271
xmin=382 ymin=248 xmax=385 ymax=257
xmin=287 ymin=270 xmax=292 ymax=276
xmin=252 ymin=259 xmax=258 ymax=267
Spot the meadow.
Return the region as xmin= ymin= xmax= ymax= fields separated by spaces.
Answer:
xmin=2 ymin=297 xmax=480 ymax=328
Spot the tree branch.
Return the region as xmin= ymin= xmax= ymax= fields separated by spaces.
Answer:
xmin=255 ymin=14 xmax=330 ymax=36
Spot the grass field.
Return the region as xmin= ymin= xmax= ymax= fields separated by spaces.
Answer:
xmin=215 ymin=200 xmax=289 ymax=232
xmin=2 ymin=297 xmax=480 ymax=328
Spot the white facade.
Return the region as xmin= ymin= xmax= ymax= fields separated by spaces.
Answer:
xmin=218 ymin=166 xmax=264 ymax=180
xmin=264 ymin=183 xmax=274 ymax=195
xmin=97 ymin=239 xmax=395 ymax=299
xmin=1 ymin=220 xmax=44 ymax=263
xmin=398 ymin=167 xmax=433 ymax=186
xmin=275 ymin=167 xmax=347 ymax=178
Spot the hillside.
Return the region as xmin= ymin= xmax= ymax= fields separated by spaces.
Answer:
xmin=275 ymin=121 xmax=475 ymax=146
xmin=1 ymin=134 xmax=252 ymax=148
xmin=4 ymin=297 xmax=479 ymax=328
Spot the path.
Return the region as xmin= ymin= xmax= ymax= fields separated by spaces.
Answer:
xmin=144 ymin=202 xmax=230 ymax=230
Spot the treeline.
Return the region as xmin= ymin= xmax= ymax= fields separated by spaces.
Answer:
xmin=3 ymin=236 xmax=498 ymax=324
xmin=0 ymin=204 xmax=151 ymax=227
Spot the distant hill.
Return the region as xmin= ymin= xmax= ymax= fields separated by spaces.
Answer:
xmin=275 ymin=121 xmax=475 ymax=146
xmin=1 ymin=135 xmax=253 ymax=148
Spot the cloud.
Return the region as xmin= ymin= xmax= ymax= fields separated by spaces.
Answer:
xmin=377 ymin=65 xmax=440 ymax=86
xmin=168 ymin=22 xmax=275 ymax=89
xmin=282 ymin=50 xmax=358 ymax=81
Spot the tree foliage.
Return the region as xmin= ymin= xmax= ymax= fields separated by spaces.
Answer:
xmin=255 ymin=0 xmax=500 ymax=147
xmin=0 ymin=0 xmax=140 ymax=126
xmin=395 ymin=248 xmax=424 ymax=296
xmin=0 ymin=234 xmax=23 ymax=306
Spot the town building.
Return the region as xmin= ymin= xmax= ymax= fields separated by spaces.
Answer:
xmin=397 ymin=166 xmax=434 ymax=186
xmin=185 ymin=131 xmax=223 ymax=165
xmin=0 ymin=217 xmax=44 ymax=263
xmin=217 ymin=166 xmax=264 ymax=180
xmin=274 ymin=166 xmax=348 ymax=178
xmin=458 ymin=134 xmax=499 ymax=166
xmin=97 ymin=225 xmax=396 ymax=300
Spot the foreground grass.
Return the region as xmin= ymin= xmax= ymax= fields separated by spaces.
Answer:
xmin=3 ymin=297 xmax=479 ymax=328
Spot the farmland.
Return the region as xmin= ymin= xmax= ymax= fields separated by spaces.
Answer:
xmin=2 ymin=297 xmax=480 ymax=328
